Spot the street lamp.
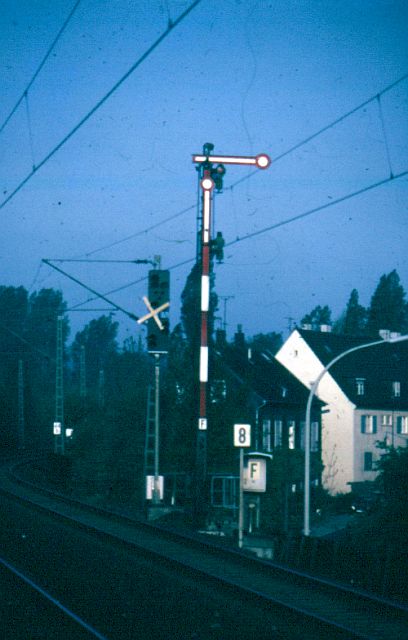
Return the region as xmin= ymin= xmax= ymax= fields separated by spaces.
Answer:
xmin=303 ymin=333 xmax=408 ymax=536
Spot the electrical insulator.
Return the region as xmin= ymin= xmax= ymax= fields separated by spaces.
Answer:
xmin=211 ymin=163 xmax=226 ymax=193
xmin=211 ymin=231 xmax=225 ymax=263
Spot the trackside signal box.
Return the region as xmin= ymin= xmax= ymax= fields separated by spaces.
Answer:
xmin=147 ymin=269 xmax=170 ymax=353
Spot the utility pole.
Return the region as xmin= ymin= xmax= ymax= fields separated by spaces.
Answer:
xmin=219 ymin=295 xmax=235 ymax=332
xmin=18 ymin=359 xmax=25 ymax=449
xmin=54 ymin=314 xmax=65 ymax=454
xmin=192 ymin=145 xmax=270 ymax=523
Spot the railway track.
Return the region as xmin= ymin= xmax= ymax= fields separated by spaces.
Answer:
xmin=2 ymin=456 xmax=408 ymax=640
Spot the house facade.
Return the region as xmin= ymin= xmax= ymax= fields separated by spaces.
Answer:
xmin=209 ymin=339 xmax=323 ymax=528
xmin=276 ymin=328 xmax=408 ymax=494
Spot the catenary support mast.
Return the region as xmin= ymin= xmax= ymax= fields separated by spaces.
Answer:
xmin=18 ymin=359 xmax=25 ymax=449
xmin=54 ymin=314 xmax=65 ymax=454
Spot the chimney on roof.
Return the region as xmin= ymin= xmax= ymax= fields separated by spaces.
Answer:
xmin=379 ymin=329 xmax=401 ymax=340
xmin=215 ymin=328 xmax=227 ymax=348
xmin=234 ymin=324 xmax=246 ymax=350
xmin=320 ymin=324 xmax=332 ymax=333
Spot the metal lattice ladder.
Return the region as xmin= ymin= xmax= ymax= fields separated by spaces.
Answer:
xmin=143 ymin=385 xmax=156 ymax=483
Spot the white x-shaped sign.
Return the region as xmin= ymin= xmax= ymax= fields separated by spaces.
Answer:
xmin=137 ymin=296 xmax=170 ymax=330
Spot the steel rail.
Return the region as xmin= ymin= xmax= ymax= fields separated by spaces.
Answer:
xmin=2 ymin=457 xmax=408 ymax=640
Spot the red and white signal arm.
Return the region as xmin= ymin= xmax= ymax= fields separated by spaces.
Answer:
xmin=234 ymin=424 xmax=251 ymax=447
xmin=244 ymin=458 xmax=266 ymax=492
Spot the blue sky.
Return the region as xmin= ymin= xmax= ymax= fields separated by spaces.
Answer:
xmin=1 ymin=0 xmax=407 ymax=344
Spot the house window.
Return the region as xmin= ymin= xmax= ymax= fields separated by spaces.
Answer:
xmin=175 ymin=383 xmax=185 ymax=404
xmin=281 ymin=386 xmax=288 ymax=398
xmin=382 ymin=414 xmax=392 ymax=427
xmin=361 ymin=415 xmax=377 ymax=434
xmin=364 ymin=452 xmax=373 ymax=471
xmin=274 ymin=420 xmax=283 ymax=447
xmin=311 ymin=422 xmax=319 ymax=452
xmin=211 ymin=476 xmax=238 ymax=509
xmin=300 ymin=421 xmax=305 ymax=450
xmin=262 ymin=419 xmax=272 ymax=452
xmin=392 ymin=381 xmax=401 ymax=397
xmin=288 ymin=420 xmax=295 ymax=449
xmin=210 ymin=379 xmax=226 ymax=403
xmin=396 ymin=416 xmax=408 ymax=435
xmin=356 ymin=378 xmax=365 ymax=395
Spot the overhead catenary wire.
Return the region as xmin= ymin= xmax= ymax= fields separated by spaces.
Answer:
xmin=377 ymin=94 xmax=394 ymax=179
xmin=24 ymin=92 xmax=36 ymax=171
xmin=226 ymin=169 xmax=408 ymax=246
xmin=48 ymin=259 xmax=155 ymax=264
xmin=79 ymin=204 xmax=196 ymax=258
xmin=66 ymin=168 xmax=408 ymax=311
xmin=67 ymin=255 xmax=195 ymax=311
xmin=42 ymin=259 xmax=139 ymax=320
xmin=70 ymin=72 xmax=408 ymax=260
xmin=225 ymin=71 xmax=408 ymax=191
xmin=0 ymin=0 xmax=82 ymax=136
xmin=29 ymin=62 xmax=406 ymax=312
xmin=0 ymin=322 xmax=56 ymax=362
xmin=0 ymin=0 xmax=203 ymax=213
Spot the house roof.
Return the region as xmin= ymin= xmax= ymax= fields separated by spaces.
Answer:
xmin=297 ymin=329 xmax=408 ymax=410
xmin=219 ymin=344 xmax=323 ymax=408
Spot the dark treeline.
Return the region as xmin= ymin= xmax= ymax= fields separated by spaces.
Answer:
xmin=1 ymin=268 xmax=407 ymax=514
xmin=1 ymin=269 xmax=407 ymax=602
xmin=301 ymin=269 xmax=408 ymax=336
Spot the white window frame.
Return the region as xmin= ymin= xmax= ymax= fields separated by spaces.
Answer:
xmin=274 ymin=420 xmax=283 ymax=447
xmin=288 ymin=420 xmax=295 ymax=449
xmin=361 ymin=415 xmax=377 ymax=434
xmin=356 ymin=378 xmax=365 ymax=395
xmin=392 ymin=381 xmax=401 ymax=398
xmin=311 ymin=421 xmax=319 ymax=452
xmin=382 ymin=414 xmax=392 ymax=427
xmin=397 ymin=416 xmax=408 ymax=435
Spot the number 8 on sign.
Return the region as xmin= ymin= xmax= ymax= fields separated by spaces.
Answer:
xmin=234 ymin=424 xmax=251 ymax=447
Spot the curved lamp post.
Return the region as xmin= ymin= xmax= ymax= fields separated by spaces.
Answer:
xmin=304 ymin=333 xmax=408 ymax=536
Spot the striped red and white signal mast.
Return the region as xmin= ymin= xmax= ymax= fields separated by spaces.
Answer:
xmin=192 ymin=144 xmax=271 ymax=522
